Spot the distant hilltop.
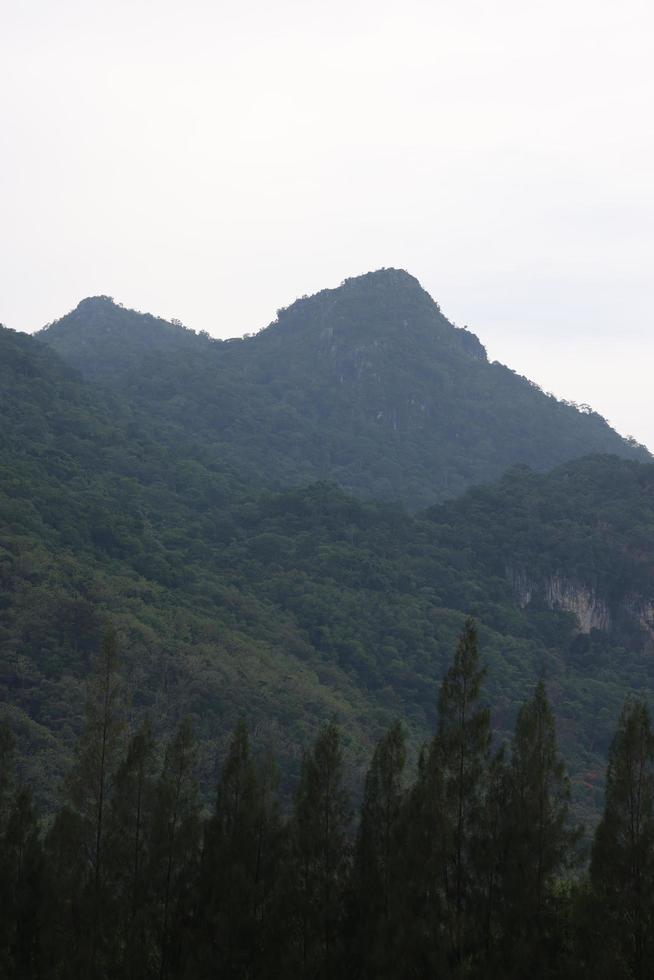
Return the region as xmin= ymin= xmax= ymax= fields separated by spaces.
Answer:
xmin=39 ymin=267 xmax=648 ymax=510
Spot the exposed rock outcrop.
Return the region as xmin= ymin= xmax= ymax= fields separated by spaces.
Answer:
xmin=508 ymin=567 xmax=654 ymax=642
xmin=543 ymin=576 xmax=611 ymax=633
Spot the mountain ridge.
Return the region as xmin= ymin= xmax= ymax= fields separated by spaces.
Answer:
xmin=38 ymin=269 xmax=649 ymax=510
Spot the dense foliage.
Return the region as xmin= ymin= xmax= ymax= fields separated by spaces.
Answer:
xmin=39 ymin=269 xmax=647 ymax=510
xmin=1 ymin=320 xmax=653 ymax=823
xmin=2 ymin=624 xmax=652 ymax=979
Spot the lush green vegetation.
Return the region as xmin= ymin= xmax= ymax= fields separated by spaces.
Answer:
xmin=1 ymin=317 xmax=653 ymax=827
xmin=39 ymin=269 xmax=647 ymax=509
xmin=2 ymin=624 xmax=653 ymax=979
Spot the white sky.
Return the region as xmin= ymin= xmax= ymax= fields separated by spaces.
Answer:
xmin=2 ymin=0 xmax=653 ymax=449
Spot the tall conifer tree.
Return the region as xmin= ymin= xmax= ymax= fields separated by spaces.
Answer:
xmin=394 ymin=742 xmax=448 ymax=977
xmin=106 ymin=717 xmax=157 ymax=979
xmin=196 ymin=720 xmax=284 ymax=979
xmin=354 ymin=720 xmax=407 ymax=978
xmin=46 ymin=627 xmax=125 ymax=977
xmin=590 ymin=699 xmax=654 ymax=980
xmin=435 ymin=618 xmax=491 ymax=969
xmin=0 ymin=787 xmax=44 ymax=979
xmin=0 ymin=723 xmax=44 ymax=977
xmin=498 ymin=679 xmax=579 ymax=977
xmin=150 ymin=719 xmax=201 ymax=980
xmin=287 ymin=723 xmax=350 ymax=980
xmin=473 ymin=745 xmax=511 ymax=968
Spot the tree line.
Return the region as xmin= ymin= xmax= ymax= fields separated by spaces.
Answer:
xmin=1 ymin=622 xmax=653 ymax=979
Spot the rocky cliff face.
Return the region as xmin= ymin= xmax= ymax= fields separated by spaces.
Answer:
xmin=544 ymin=576 xmax=612 ymax=633
xmin=508 ymin=566 xmax=654 ymax=642
xmin=624 ymin=596 xmax=654 ymax=648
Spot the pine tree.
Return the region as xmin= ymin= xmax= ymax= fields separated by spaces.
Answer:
xmin=46 ymin=627 xmax=125 ymax=977
xmin=149 ymin=719 xmax=201 ymax=980
xmin=196 ymin=720 xmax=284 ymax=979
xmin=42 ymin=804 xmax=88 ymax=975
xmin=1 ymin=787 xmax=45 ymax=979
xmin=0 ymin=722 xmax=45 ymax=980
xmin=476 ymin=745 xmax=510 ymax=967
xmin=353 ymin=720 xmax=407 ymax=979
xmin=106 ymin=717 xmax=157 ymax=979
xmin=393 ymin=741 xmax=448 ymax=978
xmin=498 ymin=679 xmax=579 ymax=977
xmin=589 ymin=699 xmax=654 ymax=980
xmin=435 ymin=618 xmax=491 ymax=970
xmin=287 ymin=723 xmax=350 ymax=980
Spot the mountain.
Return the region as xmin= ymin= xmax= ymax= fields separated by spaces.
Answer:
xmin=2 ymin=319 xmax=653 ymax=824
xmin=0 ymin=324 xmax=371 ymax=802
xmin=39 ymin=269 xmax=648 ymax=509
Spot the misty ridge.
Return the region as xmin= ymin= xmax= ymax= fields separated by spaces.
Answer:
xmin=1 ymin=267 xmax=654 ymax=980
xmin=37 ymin=268 xmax=649 ymax=509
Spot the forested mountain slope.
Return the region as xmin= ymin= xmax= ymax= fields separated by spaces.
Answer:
xmin=2 ymin=323 xmax=653 ymax=822
xmin=39 ymin=269 xmax=648 ymax=509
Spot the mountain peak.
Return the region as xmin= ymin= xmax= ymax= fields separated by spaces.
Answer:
xmin=38 ymin=294 xmax=202 ymax=380
xmin=74 ymin=294 xmax=118 ymax=312
xmin=291 ymin=267 xmax=434 ymax=311
xmin=341 ymin=267 xmax=425 ymax=291
xmin=40 ymin=295 xmax=198 ymax=343
xmin=262 ymin=266 xmax=487 ymax=362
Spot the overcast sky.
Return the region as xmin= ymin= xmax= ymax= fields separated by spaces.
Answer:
xmin=2 ymin=0 xmax=653 ymax=448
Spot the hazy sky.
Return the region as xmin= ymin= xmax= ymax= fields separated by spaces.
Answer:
xmin=2 ymin=0 xmax=653 ymax=448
